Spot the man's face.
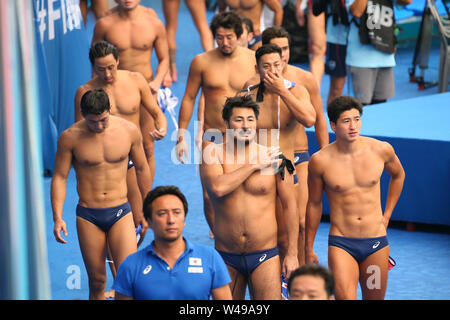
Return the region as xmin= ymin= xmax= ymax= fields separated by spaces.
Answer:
xmin=84 ymin=111 xmax=110 ymax=133
xmin=330 ymin=108 xmax=361 ymax=142
xmin=215 ymin=27 xmax=239 ymax=56
xmin=227 ymin=107 xmax=257 ymax=143
xmin=117 ymin=0 xmax=140 ymax=10
xmin=94 ymin=54 xmax=118 ymax=84
xmin=289 ymin=275 xmax=332 ymax=300
xmin=257 ymin=52 xmax=283 ymax=81
xmin=268 ymin=37 xmax=290 ymax=69
xmin=149 ymin=194 xmax=185 ymax=243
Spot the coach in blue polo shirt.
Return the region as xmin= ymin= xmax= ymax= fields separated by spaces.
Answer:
xmin=113 ymin=185 xmax=232 ymax=300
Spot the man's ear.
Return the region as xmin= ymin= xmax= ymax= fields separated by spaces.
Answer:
xmin=330 ymin=121 xmax=336 ymax=133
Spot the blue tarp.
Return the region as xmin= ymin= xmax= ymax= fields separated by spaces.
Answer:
xmin=33 ymin=0 xmax=91 ymax=174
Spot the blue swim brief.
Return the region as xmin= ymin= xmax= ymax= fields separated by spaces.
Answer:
xmin=76 ymin=202 xmax=131 ymax=232
xmin=294 ymin=151 xmax=310 ymax=166
xmin=328 ymin=235 xmax=389 ymax=263
xmin=128 ymin=155 xmax=134 ymax=170
xmin=218 ymin=247 xmax=279 ymax=277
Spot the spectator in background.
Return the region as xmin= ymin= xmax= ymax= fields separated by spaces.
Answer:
xmin=346 ymin=0 xmax=412 ymax=105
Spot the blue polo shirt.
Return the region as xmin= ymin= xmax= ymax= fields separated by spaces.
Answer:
xmin=113 ymin=238 xmax=231 ymax=300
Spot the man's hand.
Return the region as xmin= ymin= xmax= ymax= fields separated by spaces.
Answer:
xmin=257 ymin=146 xmax=282 ymax=171
xmin=263 ymin=70 xmax=285 ymax=95
xmin=176 ymin=138 xmax=189 ymax=164
xmin=282 ymin=254 xmax=299 ymax=279
xmin=150 ymin=127 xmax=166 ymax=140
xmin=306 ymin=250 xmax=319 ymax=264
xmin=53 ymin=219 xmax=68 ymax=244
xmin=148 ymin=80 xmax=160 ymax=95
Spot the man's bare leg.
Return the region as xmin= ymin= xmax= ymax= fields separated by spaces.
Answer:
xmin=162 ymin=0 xmax=180 ymax=83
xmin=327 ymin=76 xmax=346 ymax=106
xmin=76 ymin=217 xmax=108 ymax=300
xmin=275 ymin=197 xmax=288 ymax=263
xmin=250 ymin=256 xmax=282 ymax=300
xmin=185 ymin=0 xmax=214 ymax=51
xmin=328 ymin=246 xmax=359 ymax=300
xmin=226 ymin=265 xmax=247 ymax=300
xmin=359 ymin=246 xmax=389 ymax=300
xmin=295 ymin=161 xmax=309 ymax=266
xmin=307 ymin=11 xmax=326 ymax=88
xmin=140 ymin=107 xmax=156 ymax=188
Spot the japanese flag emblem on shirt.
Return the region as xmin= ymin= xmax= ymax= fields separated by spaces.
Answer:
xmin=189 ymin=257 xmax=202 ymax=266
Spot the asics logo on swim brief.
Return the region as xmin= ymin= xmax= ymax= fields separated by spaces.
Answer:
xmin=259 ymin=254 xmax=267 ymax=262
xmin=116 ymin=209 xmax=123 ymax=217
xmin=372 ymin=241 xmax=380 ymax=249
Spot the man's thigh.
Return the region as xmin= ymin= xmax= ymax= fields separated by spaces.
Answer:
xmin=328 ymin=245 xmax=360 ymax=300
xmin=250 ymin=255 xmax=281 ymax=300
xmin=373 ymin=67 xmax=394 ymax=102
xmin=359 ymin=246 xmax=389 ymax=300
xmin=107 ymin=213 xmax=137 ymax=269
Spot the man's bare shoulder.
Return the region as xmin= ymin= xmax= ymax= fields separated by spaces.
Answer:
xmin=244 ymin=73 xmax=260 ymax=88
xmin=237 ymin=46 xmax=257 ymax=61
xmin=286 ymin=64 xmax=317 ymax=89
xmin=95 ymin=10 xmax=119 ymax=27
xmin=141 ymin=6 xmax=164 ymax=26
xmin=309 ymin=143 xmax=336 ymax=167
xmin=77 ymin=79 xmax=98 ymax=93
xmin=121 ymin=70 xmax=146 ymax=84
xmin=363 ymin=136 xmax=395 ymax=160
xmin=59 ymin=121 xmax=85 ymax=144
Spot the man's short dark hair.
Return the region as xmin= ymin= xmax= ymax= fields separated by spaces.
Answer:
xmin=327 ymin=96 xmax=363 ymax=123
xmin=210 ymin=11 xmax=243 ymax=39
xmin=262 ymin=26 xmax=291 ymax=46
xmin=255 ymin=44 xmax=282 ymax=65
xmin=288 ymin=264 xmax=335 ymax=298
xmin=240 ymin=15 xmax=254 ymax=34
xmin=143 ymin=185 xmax=189 ymax=221
xmin=222 ymin=95 xmax=260 ymax=123
xmin=80 ymin=89 xmax=111 ymax=116
xmin=89 ymin=41 xmax=119 ymax=65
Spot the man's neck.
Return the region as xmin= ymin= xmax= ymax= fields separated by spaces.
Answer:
xmin=118 ymin=5 xmax=141 ymax=20
xmin=224 ymin=135 xmax=257 ymax=161
xmin=153 ymin=237 xmax=186 ymax=266
xmin=336 ymin=137 xmax=362 ymax=154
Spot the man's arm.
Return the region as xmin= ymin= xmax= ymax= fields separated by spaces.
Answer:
xmin=264 ymin=0 xmax=284 ymax=26
xmin=380 ymin=142 xmax=405 ymax=228
xmin=91 ymin=17 xmax=108 ymax=44
xmin=51 ymin=130 xmax=74 ymax=243
xmin=301 ymin=70 xmax=329 ymax=148
xmin=276 ymin=166 xmax=299 ymax=278
xmin=305 ymin=153 xmax=324 ymax=263
xmin=149 ymin=18 xmax=170 ymax=93
xmin=211 ymin=285 xmax=232 ymax=300
xmin=136 ymin=72 xmax=168 ymax=140
xmin=349 ymin=0 xmax=368 ymax=18
xmin=129 ymin=124 xmax=152 ymax=201
xmin=115 ymin=292 xmax=133 ymax=300
xmin=200 ymin=144 xmax=259 ymax=198
xmin=176 ymin=55 xmax=203 ymax=163
xmin=267 ymin=71 xmax=316 ymax=127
